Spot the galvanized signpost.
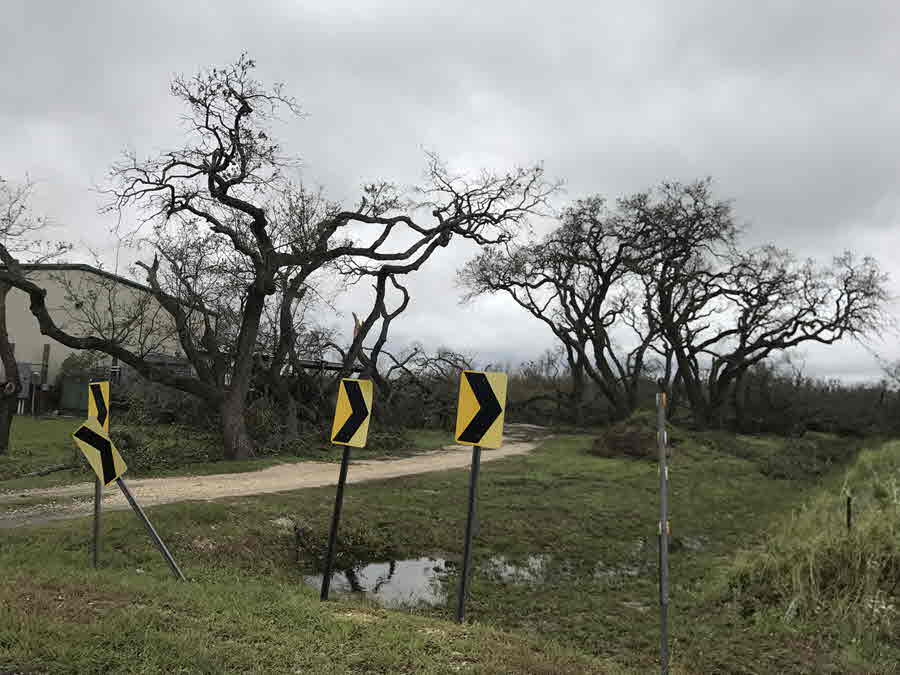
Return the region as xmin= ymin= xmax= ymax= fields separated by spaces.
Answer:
xmin=657 ymin=382 xmax=670 ymax=675
xmin=846 ymin=493 xmax=853 ymax=532
xmin=453 ymin=370 xmax=507 ymax=624
xmin=74 ymin=382 xmax=185 ymax=581
xmin=115 ymin=475 xmax=185 ymax=581
xmin=320 ymin=378 xmax=374 ymax=601
xmin=93 ymin=475 xmax=102 ymax=568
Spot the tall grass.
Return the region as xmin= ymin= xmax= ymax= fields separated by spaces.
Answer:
xmin=724 ymin=441 xmax=900 ymax=639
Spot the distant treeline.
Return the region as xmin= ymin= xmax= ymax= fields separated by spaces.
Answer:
xmin=505 ymin=348 xmax=899 ymax=438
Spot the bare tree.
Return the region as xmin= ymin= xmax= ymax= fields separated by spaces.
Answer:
xmin=633 ymin=179 xmax=889 ymax=428
xmin=0 ymin=55 xmax=555 ymax=458
xmin=510 ymin=347 xmax=576 ymax=422
xmin=378 ymin=346 xmax=474 ymax=429
xmin=329 ymin=271 xmax=410 ymax=394
xmin=882 ymin=361 xmax=900 ymax=390
xmin=460 ymin=195 xmax=657 ymax=422
xmin=0 ymin=177 xmax=70 ymax=452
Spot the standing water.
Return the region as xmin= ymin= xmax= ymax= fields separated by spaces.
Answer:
xmin=304 ymin=556 xmax=449 ymax=608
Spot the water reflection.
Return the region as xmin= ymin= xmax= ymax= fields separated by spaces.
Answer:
xmin=303 ymin=546 xmax=665 ymax=609
xmin=304 ymin=557 xmax=449 ymax=608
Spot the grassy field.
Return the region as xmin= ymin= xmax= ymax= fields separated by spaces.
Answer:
xmin=1 ymin=423 xmax=897 ymax=673
xmin=0 ymin=567 xmax=614 ymax=674
xmin=0 ymin=417 xmax=455 ymax=491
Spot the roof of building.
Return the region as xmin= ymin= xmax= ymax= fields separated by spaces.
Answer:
xmin=16 ymin=263 xmax=218 ymax=316
xmin=18 ymin=263 xmax=155 ymax=295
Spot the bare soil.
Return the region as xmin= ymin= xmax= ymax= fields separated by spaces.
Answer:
xmin=0 ymin=424 xmax=549 ymax=528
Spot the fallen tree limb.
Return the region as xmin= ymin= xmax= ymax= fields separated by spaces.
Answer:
xmin=19 ymin=463 xmax=78 ymax=478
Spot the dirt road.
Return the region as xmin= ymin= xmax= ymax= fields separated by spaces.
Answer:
xmin=0 ymin=424 xmax=548 ymax=528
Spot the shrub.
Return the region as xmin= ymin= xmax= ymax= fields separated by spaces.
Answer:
xmin=262 ymin=427 xmax=413 ymax=458
xmin=114 ymin=425 xmax=224 ymax=474
xmin=704 ymin=432 xmax=860 ymax=480
xmin=118 ymin=380 xmax=217 ymax=429
xmin=366 ymin=430 xmax=410 ymax=454
xmin=245 ymin=395 xmax=286 ymax=446
xmin=587 ymin=410 xmax=677 ymax=460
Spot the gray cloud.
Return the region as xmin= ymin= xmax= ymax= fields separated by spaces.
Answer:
xmin=3 ymin=0 xmax=899 ymax=380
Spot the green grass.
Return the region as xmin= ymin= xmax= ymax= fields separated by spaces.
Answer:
xmin=0 ymin=568 xmax=614 ymax=674
xmin=0 ymin=416 xmax=85 ymax=489
xmin=0 ymin=415 xmax=82 ymax=469
xmin=2 ymin=426 xmax=895 ymax=672
xmin=406 ymin=428 xmax=455 ymax=452
xmin=717 ymin=440 xmax=900 ymax=671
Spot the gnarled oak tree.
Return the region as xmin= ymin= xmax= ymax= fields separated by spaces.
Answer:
xmin=0 ymin=55 xmax=554 ymax=458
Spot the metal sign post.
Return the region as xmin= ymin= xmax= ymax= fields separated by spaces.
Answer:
xmin=116 ymin=477 xmax=185 ymax=581
xmin=452 ymin=370 xmax=507 ymax=624
xmin=456 ymin=444 xmax=482 ymax=623
xmin=320 ymin=379 xmax=373 ymax=601
xmin=321 ymin=445 xmax=352 ymax=601
xmin=92 ymin=477 xmax=102 ymax=568
xmin=846 ymin=494 xmax=853 ymax=533
xmin=657 ymin=385 xmax=670 ymax=675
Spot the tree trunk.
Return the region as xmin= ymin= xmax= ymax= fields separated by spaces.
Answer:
xmin=625 ymin=383 xmax=640 ymax=418
xmin=283 ymin=392 xmax=300 ymax=441
xmin=706 ymin=370 xmax=741 ymax=430
xmin=698 ymin=398 xmax=726 ymax=430
xmin=684 ymin=380 xmax=710 ymax=428
xmin=610 ymin=400 xmax=632 ymax=423
xmin=0 ymin=283 xmax=21 ymax=454
xmin=219 ymin=284 xmax=269 ymax=460
xmin=221 ymin=394 xmax=253 ymax=460
xmin=267 ymin=374 xmax=301 ymax=442
xmin=601 ymin=376 xmax=633 ymax=422
xmin=570 ymin=370 xmax=585 ymax=426
xmin=664 ymin=336 xmax=709 ymax=428
xmin=732 ymin=373 xmax=747 ymax=433
xmin=669 ymin=369 xmax=683 ymax=419
xmin=588 ymin=347 xmax=633 ymax=423
xmin=0 ymin=397 xmax=14 ymax=455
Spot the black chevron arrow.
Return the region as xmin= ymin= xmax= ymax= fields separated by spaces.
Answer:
xmin=458 ymin=372 xmax=502 ymax=444
xmin=333 ymin=380 xmax=369 ymax=443
xmin=74 ymin=425 xmax=117 ymax=484
xmin=90 ymin=383 xmax=108 ymax=429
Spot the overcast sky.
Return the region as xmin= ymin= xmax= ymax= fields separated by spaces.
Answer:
xmin=3 ymin=1 xmax=899 ymax=382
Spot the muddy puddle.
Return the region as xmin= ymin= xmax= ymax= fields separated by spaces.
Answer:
xmin=303 ymin=556 xmax=451 ymax=608
xmin=304 ymin=552 xmax=622 ymax=607
xmin=302 ymin=535 xmax=706 ymax=608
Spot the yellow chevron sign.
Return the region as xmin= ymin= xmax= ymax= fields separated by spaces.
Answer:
xmin=72 ymin=418 xmax=127 ymax=486
xmin=455 ymin=371 xmax=507 ymax=449
xmin=87 ymin=381 xmax=110 ymax=433
xmin=331 ymin=379 xmax=374 ymax=448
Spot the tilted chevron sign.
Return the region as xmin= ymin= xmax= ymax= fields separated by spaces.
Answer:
xmin=454 ymin=371 xmax=507 ymax=449
xmin=77 ymin=380 xmax=126 ymax=485
xmin=73 ymin=417 xmax=128 ymax=486
xmin=331 ymin=379 xmax=374 ymax=447
xmin=73 ymin=380 xmax=184 ymax=580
